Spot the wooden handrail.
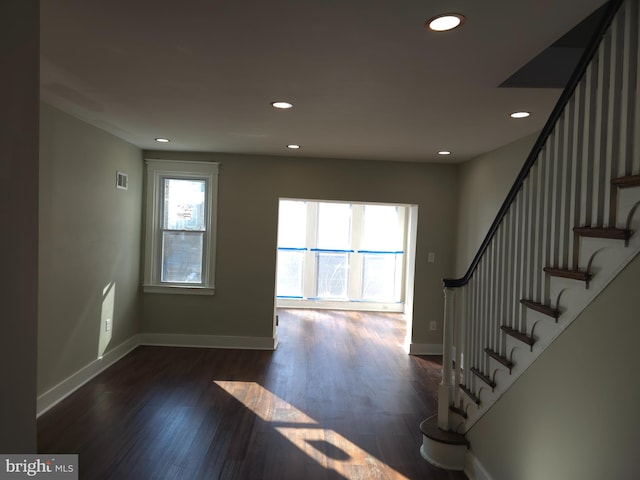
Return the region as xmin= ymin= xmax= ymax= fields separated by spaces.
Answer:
xmin=444 ymin=0 xmax=624 ymax=289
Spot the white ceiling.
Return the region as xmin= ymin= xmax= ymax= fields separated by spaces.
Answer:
xmin=40 ymin=0 xmax=608 ymax=163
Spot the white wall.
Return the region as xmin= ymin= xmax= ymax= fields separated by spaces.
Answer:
xmin=455 ymin=133 xmax=538 ymax=276
xmin=466 ymin=253 xmax=640 ymax=480
xmin=141 ymin=151 xmax=460 ymax=349
xmin=38 ymin=103 xmax=143 ymax=395
xmin=0 ymin=0 xmax=39 ymax=452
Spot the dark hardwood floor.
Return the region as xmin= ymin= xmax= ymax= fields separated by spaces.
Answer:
xmin=38 ymin=309 xmax=467 ymax=480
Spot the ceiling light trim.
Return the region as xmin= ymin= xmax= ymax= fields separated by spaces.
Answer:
xmin=426 ymin=14 xmax=465 ymax=32
xmin=271 ymin=101 xmax=294 ymax=109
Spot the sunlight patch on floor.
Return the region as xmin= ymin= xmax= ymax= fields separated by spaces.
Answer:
xmin=215 ymin=381 xmax=409 ymax=480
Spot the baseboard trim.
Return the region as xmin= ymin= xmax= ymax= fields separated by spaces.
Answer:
xmin=137 ymin=333 xmax=278 ymax=350
xmin=465 ymin=450 xmax=494 ymax=480
xmin=37 ymin=336 xmax=139 ymax=417
xmin=409 ymin=343 xmax=443 ymax=355
xmin=37 ymin=332 xmax=278 ymax=417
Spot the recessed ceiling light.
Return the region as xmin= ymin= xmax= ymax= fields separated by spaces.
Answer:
xmin=155 ymin=137 xmax=170 ymax=143
xmin=427 ymin=14 xmax=465 ymax=32
xmin=438 ymin=151 xmax=452 ymax=155
xmin=287 ymin=144 xmax=300 ymax=149
xmin=510 ymin=111 xmax=531 ymax=119
xmin=271 ymin=101 xmax=293 ymax=109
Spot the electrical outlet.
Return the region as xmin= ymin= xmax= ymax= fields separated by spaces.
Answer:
xmin=429 ymin=321 xmax=437 ymax=331
xmin=105 ymin=318 xmax=112 ymax=332
xmin=428 ymin=252 xmax=435 ymax=263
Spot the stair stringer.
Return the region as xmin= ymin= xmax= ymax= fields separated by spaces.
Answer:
xmin=452 ymin=198 xmax=640 ymax=434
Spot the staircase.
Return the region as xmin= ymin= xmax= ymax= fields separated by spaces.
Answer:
xmin=420 ymin=0 xmax=640 ymax=471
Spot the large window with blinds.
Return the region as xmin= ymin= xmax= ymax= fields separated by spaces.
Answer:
xmin=276 ymin=199 xmax=407 ymax=311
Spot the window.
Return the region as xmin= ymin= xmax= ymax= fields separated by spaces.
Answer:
xmin=314 ymin=202 xmax=352 ymax=299
xmin=276 ymin=200 xmax=407 ymax=311
xmin=143 ymin=159 xmax=219 ymax=294
xmin=275 ymin=200 xmax=307 ymax=298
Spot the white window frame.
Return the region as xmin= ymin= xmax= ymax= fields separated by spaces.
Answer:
xmin=143 ymin=159 xmax=219 ymax=295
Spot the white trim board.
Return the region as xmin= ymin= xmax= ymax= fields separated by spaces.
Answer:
xmin=138 ymin=333 xmax=278 ymax=350
xmin=409 ymin=343 xmax=443 ymax=355
xmin=37 ymin=336 xmax=138 ymax=417
xmin=36 ymin=333 xmax=279 ymax=417
xmin=465 ymin=450 xmax=494 ymax=480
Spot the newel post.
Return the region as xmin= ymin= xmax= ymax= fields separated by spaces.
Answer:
xmin=438 ymin=286 xmax=455 ymax=431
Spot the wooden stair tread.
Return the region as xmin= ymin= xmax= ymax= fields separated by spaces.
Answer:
xmin=459 ymin=384 xmax=480 ymax=405
xmin=419 ymin=415 xmax=469 ymax=446
xmin=611 ymin=175 xmax=640 ymax=189
xmin=501 ymin=325 xmax=536 ymax=346
xmin=520 ymin=299 xmax=560 ymax=319
xmin=573 ymin=227 xmax=632 ymax=241
xmin=485 ymin=348 xmax=514 ymax=370
xmin=449 ymin=405 xmax=468 ymax=419
xmin=471 ymin=367 xmax=496 ymax=389
xmin=543 ymin=267 xmax=592 ymax=282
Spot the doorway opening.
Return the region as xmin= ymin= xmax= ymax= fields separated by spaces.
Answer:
xmin=275 ymin=199 xmax=418 ymax=330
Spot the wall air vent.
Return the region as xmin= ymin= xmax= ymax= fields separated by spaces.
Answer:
xmin=116 ymin=171 xmax=128 ymax=190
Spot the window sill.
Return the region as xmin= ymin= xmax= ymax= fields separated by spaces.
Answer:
xmin=143 ymin=285 xmax=215 ymax=296
xmin=276 ymin=297 xmax=404 ymax=312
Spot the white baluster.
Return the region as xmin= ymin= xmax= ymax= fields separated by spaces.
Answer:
xmin=630 ymin=0 xmax=640 ymax=174
xmin=524 ymin=165 xmax=538 ymax=310
xmin=467 ymin=279 xmax=475 ymax=388
xmin=594 ymin=35 xmax=612 ymax=226
xmin=489 ymin=232 xmax=498 ymax=353
xmin=499 ymin=213 xmax=510 ymax=344
xmin=478 ymin=256 xmax=487 ymax=372
xmin=467 ymin=277 xmax=477 ymax=390
xmin=581 ymin=61 xmax=598 ymax=228
xmin=559 ymin=109 xmax=573 ymax=268
xmin=569 ymin=85 xmax=584 ymax=270
xmin=519 ymin=178 xmax=532 ymax=331
xmin=472 ymin=273 xmax=480 ymax=385
xmin=541 ymin=142 xmax=553 ymax=303
xmin=620 ymin=0 xmax=638 ymax=176
xmin=502 ymin=207 xmax=514 ymax=345
xmin=606 ymin=14 xmax=623 ymax=226
xmin=549 ymin=123 xmax=561 ymax=268
xmin=533 ymin=153 xmax=546 ymax=302
xmin=482 ymin=251 xmax=491 ymax=372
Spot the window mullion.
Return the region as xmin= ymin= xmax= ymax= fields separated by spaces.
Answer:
xmin=349 ymin=204 xmax=364 ymax=301
xmin=303 ymin=202 xmax=318 ymax=299
xmin=397 ymin=207 xmax=408 ymax=301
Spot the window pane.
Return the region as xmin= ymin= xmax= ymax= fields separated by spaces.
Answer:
xmin=316 ymin=252 xmax=348 ymax=299
xmin=361 ymin=205 xmax=403 ymax=251
xmin=278 ymin=200 xmax=307 ymax=247
xmin=163 ymin=178 xmax=206 ymax=231
xmin=361 ymin=253 xmax=401 ymax=302
xmin=162 ymin=231 xmax=203 ymax=283
xmin=276 ymin=250 xmax=304 ymax=297
xmin=317 ymin=203 xmax=351 ymax=249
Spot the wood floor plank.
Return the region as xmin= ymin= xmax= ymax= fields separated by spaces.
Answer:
xmin=38 ymin=309 xmax=467 ymax=480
